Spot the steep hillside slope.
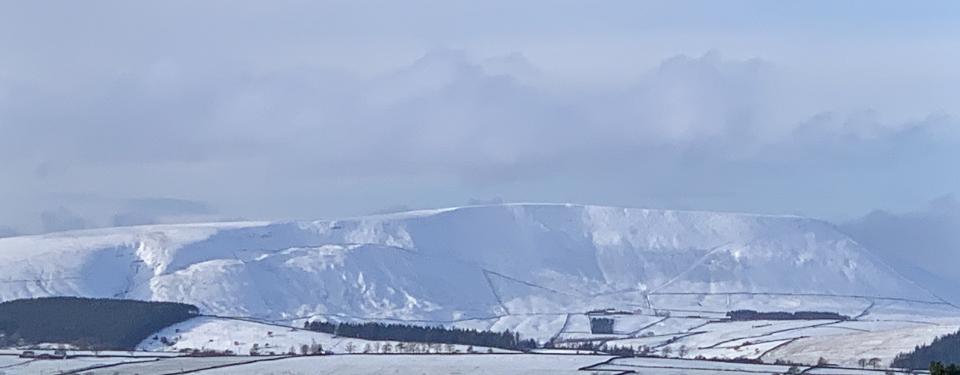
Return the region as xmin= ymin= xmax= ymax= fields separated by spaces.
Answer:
xmin=0 ymin=204 xmax=944 ymax=324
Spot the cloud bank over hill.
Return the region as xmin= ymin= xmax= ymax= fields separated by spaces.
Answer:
xmin=0 ymin=2 xmax=958 ymax=233
xmin=2 ymin=49 xmax=956 ymax=233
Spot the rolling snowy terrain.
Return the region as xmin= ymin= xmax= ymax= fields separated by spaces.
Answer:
xmin=0 ymin=203 xmax=957 ymax=368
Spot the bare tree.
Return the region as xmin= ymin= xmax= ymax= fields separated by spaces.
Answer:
xmin=345 ymin=342 xmax=356 ymax=353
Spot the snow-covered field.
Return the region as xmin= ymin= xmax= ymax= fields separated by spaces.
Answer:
xmin=585 ymin=357 xmax=926 ymax=374
xmin=132 ymin=307 xmax=958 ymax=369
xmin=762 ymin=322 xmax=960 ymax=367
xmin=138 ymin=316 xmax=515 ymax=355
xmin=0 ymin=356 xmax=162 ymax=375
xmin=194 ymin=354 xmax=610 ymax=375
xmin=0 ymin=354 xmax=931 ymax=375
xmin=0 ymin=354 xmax=610 ymax=375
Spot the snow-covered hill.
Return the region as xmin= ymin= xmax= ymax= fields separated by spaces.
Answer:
xmin=137 ymin=316 xmax=516 ymax=355
xmin=0 ymin=203 xmax=948 ymax=326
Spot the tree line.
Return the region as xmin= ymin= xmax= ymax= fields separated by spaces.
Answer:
xmin=303 ymin=320 xmax=537 ymax=350
xmin=726 ymin=310 xmax=849 ymax=321
xmin=891 ymin=329 xmax=960 ymax=371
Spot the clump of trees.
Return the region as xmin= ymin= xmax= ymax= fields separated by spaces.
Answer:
xmin=930 ymin=362 xmax=960 ymax=375
xmin=589 ymin=318 xmax=614 ymax=334
xmin=303 ymin=320 xmax=537 ymax=351
xmin=180 ymin=348 xmax=235 ymax=357
xmin=694 ymin=355 xmax=763 ymax=365
xmin=546 ymin=340 xmax=651 ymax=356
xmin=857 ymin=357 xmax=883 ymax=369
xmin=725 ymin=310 xmax=849 ymax=321
xmin=891 ymin=329 xmax=960 ymax=370
xmin=0 ymin=297 xmax=199 ymax=350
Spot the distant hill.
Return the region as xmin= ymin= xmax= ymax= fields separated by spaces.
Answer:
xmin=0 ymin=297 xmax=198 ymax=350
xmin=0 ymin=203 xmax=949 ymax=347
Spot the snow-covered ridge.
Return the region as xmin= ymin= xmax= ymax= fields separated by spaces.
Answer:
xmin=0 ymin=203 xmax=944 ymax=325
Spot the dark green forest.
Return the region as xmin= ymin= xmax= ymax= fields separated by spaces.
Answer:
xmin=726 ymin=310 xmax=849 ymax=321
xmin=0 ymin=297 xmax=198 ymax=350
xmin=929 ymin=362 xmax=960 ymax=375
xmin=304 ymin=320 xmax=538 ymax=350
xmin=892 ymin=329 xmax=960 ymax=372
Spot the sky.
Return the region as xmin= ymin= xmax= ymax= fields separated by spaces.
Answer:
xmin=1 ymin=0 xmax=959 ymax=235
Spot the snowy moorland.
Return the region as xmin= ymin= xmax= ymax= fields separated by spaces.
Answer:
xmin=0 ymin=203 xmax=957 ymax=369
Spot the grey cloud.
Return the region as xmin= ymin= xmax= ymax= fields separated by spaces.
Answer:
xmin=1 ymin=40 xmax=958 ymax=230
xmin=122 ymin=198 xmax=214 ymax=216
xmin=40 ymin=207 xmax=91 ymax=233
xmin=4 ymin=47 xmax=953 ymax=183
xmin=366 ymin=205 xmax=415 ymax=216
xmin=0 ymin=226 xmax=18 ymax=238
xmin=111 ymin=198 xmax=217 ymax=227
xmin=4 ymin=49 xmax=779 ymax=178
xmin=467 ymin=197 xmax=505 ymax=206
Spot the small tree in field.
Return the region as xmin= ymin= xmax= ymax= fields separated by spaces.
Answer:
xmin=345 ymin=342 xmax=356 ymax=353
